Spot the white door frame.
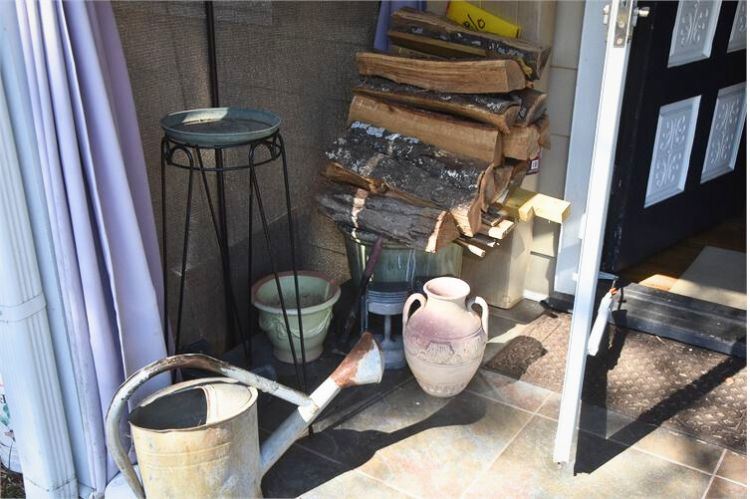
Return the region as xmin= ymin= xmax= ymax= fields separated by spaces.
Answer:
xmin=552 ymin=0 xmax=642 ymax=464
xmin=554 ymin=0 xmax=608 ymax=296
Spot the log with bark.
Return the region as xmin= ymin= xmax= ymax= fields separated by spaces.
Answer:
xmin=323 ymin=122 xmax=495 ymax=236
xmin=317 ymin=187 xmax=459 ymax=252
xmin=390 ymin=8 xmax=551 ymax=80
xmin=354 ymin=76 xmax=521 ymax=133
xmin=348 ymin=94 xmax=503 ymax=165
xmin=513 ymin=88 xmax=548 ymax=126
xmin=356 ymin=52 xmax=526 ymax=94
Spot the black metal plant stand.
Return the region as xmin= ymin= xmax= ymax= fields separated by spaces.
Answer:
xmin=159 ymin=119 xmax=308 ymax=392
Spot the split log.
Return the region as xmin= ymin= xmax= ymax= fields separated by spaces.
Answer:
xmin=317 ymin=187 xmax=459 ymax=252
xmin=492 ymin=160 xmax=529 ymax=205
xmin=324 ymin=122 xmax=493 ymax=236
xmin=456 ymin=238 xmax=486 ymax=257
xmin=390 ymin=44 xmax=442 ymax=59
xmin=513 ymin=89 xmax=547 ymax=126
xmin=469 ymin=233 xmax=499 ymax=248
xmin=503 ymin=117 xmax=548 ymax=161
xmin=348 ymin=94 xmax=503 ymax=165
xmin=390 ymin=8 xmax=551 ymax=80
xmin=354 ymin=76 xmax=521 ymax=133
xmin=387 ymin=30 xmax=489 ymax=59
xmin=356 ymin=52 xmax=526 ymax=94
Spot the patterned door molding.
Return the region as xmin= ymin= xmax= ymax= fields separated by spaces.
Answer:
xmin=668 ymin=0 xmax=722 ymax=67
xmin=644 ymin=96 xmax=702 ymax=207
xmin=701 ymin=82 xmax=747 ymax=183
xmin=728 ymin=0 xmax=747 ymax=52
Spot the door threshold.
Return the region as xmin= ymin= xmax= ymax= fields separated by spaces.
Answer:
xmin=545 ymin=282 xmax=746 ymax=358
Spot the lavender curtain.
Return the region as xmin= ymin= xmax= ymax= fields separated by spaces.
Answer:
xmin=12 ymin=0 xmax=168 ymax=491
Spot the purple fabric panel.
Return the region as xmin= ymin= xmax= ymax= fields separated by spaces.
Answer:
xmin=60 ymin=2 xmax=168 ymax=409
xmin=373 ymin=0 xmax=426 ymax=51
xmin=35 ymin=0 xmax=124 ymax=435
xmin=88 ymin=2 xmax=165 ymax=318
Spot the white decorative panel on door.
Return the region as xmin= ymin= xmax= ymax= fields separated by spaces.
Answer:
xmin=728 ymin=0 xmax=747 ymax=52
xmin=668 ymin=0 xmax=721 ymax=67
xmin=644 ymin=96 xmax=701 ymax=207
xmin=701 ymin=82 xmax=747 ymax=183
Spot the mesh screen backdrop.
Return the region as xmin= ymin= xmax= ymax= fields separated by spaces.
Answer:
xmin=114 ymin=1 xmax=378 ymax=352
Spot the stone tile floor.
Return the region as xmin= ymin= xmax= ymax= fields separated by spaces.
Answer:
xmin=260 ymin=304 xmax=747 ymax=498
xmin=262 ymin=368 xmax=746 ymax=498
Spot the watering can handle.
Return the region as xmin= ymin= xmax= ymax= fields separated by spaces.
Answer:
xmin=104 ymin=353 xmax=308 ymax=499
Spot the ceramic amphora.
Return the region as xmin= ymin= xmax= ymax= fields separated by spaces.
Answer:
xmin=403 ymin=277 xmax=489 ymax=397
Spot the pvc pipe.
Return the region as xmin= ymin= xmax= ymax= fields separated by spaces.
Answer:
xmin=0 ymin=75 xmax=78 ymax=496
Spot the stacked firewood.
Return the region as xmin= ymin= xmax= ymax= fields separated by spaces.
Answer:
xmin=317 ymin=8 xmax=554 ymax=256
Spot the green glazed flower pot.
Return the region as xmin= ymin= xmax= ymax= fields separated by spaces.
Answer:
xmin=251 ymin=271 xmax=341 ymax=363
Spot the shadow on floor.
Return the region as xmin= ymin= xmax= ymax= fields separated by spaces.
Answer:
xmin=262 ymin=393 xmax=486 ymax=497
xmin=575 ymin=334 xmax=746 ymax=474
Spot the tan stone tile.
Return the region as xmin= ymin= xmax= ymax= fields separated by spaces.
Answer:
xmin=466 ymin=368 xmax=553 ymax=412
xmin=302 ymin=470 xmax=413 ymax=499
xmin=538 ymin=394 xmax=724 ymax=473
xmin=717 ymin=451 xmax=747 ymax=485
xmin=705 ymin=477 xmax=747 ymax=498
xmin=465 ymin=416 xmax=711 ymax=498
xmin=342 ymin=385 xmax=532 ymax=497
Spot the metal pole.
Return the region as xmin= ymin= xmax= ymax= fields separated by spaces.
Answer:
xmin=204 ymin=1 xmax=236 ymax=351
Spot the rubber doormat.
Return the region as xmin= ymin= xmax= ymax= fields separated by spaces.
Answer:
xmin=486 ymin=313 xmax=747 ymax=453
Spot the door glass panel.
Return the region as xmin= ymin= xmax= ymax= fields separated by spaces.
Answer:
xmin=644 ymin=96 xmax=701 ymax=207
xmin=701 ymin=82 xmax=747 ymax=183
xmin=728 ymin=0 xmax=747 ymax=52
xmin=668 ymin=0 xmax=721 ymax=67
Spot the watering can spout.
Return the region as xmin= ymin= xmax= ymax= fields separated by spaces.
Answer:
xmin=260 ymin=333 xmax=384 ymax=473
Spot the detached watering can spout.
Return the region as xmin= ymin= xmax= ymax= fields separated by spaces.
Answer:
xmin=105 ymin=333 xmax=384 ymax=498
xmin=260 ymin=332 xmax=384 ymax=474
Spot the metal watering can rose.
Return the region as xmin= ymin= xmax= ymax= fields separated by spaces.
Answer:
xmin=105 ymin=333 xmax=384 ymax=498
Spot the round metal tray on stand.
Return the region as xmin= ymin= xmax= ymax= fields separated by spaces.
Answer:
xmin=160 ymin=107 xmax=308 ymax=391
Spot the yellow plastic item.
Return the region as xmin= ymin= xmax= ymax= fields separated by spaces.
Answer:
xmin=445 ymin=1 xmax=520 ymax=38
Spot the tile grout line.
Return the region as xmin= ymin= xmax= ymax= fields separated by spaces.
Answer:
xmin=458 ymin=391 xmax=554 ymax=499
xmin=701 ymin=449 xmax=727 ymax=499
xmin=522 ymin=397 xmax=728 ymax=478
xmin=351 ymin=469 xmax=422 ymax=499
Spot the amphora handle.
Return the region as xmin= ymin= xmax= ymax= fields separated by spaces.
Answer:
xmin=467 ymin=296 xmax=489 ymax=334
xmin=402 ymin=293 xmax=426 ymax=332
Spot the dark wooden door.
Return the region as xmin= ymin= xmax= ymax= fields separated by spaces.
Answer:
xmin=602 ymin=0 xmax=746 ymax=272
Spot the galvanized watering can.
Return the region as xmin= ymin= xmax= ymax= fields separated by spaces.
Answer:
xmin=105 ymin=333 xmax=384 ymax=498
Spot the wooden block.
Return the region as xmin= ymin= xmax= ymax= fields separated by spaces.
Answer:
xmin=480 ymin=220 xmax=516 ymax=240
xmin=348 ymin=94 xmax=503 ymax=165
xmin=498 ymin=187 xmax=571 ymax=224
xmin=356 ymin=52 xmax=526 ymax=94
xmin=355 ymin=76 xmax=521 ymax=133
xmin=390 ymin=7 xmax=551 ymax=80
